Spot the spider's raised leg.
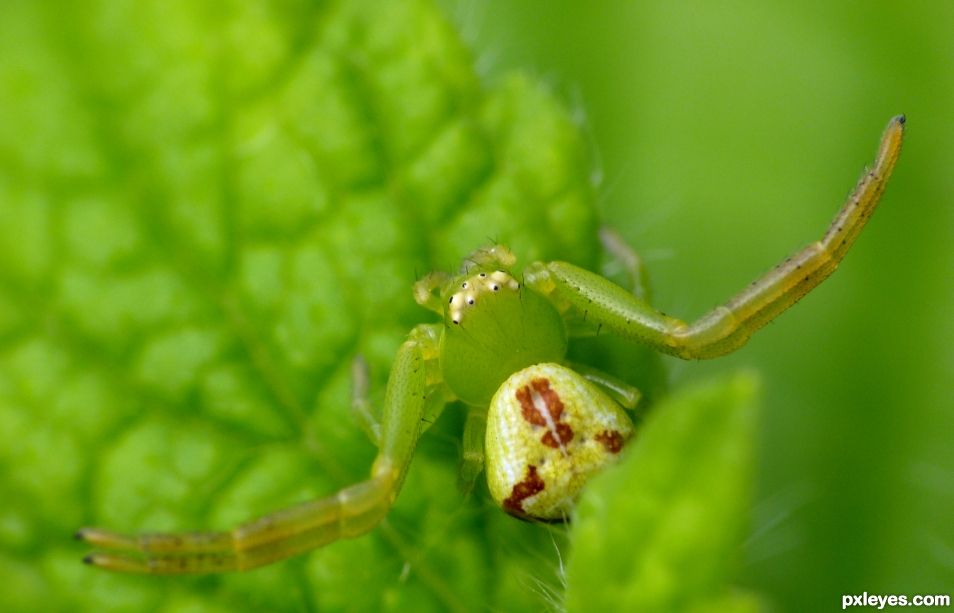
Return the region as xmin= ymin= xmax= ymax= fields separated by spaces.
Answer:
xmin=527 ymin=116 xmax=904 ymax=359
xmin=77 ymin=324 xmax=444 ymax=574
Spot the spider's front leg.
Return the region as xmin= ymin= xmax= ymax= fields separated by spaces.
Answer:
xmin=77 ymin=324 xmax=444 ymax=574
xmin=526 ymin=116 xmax=904 ymax=359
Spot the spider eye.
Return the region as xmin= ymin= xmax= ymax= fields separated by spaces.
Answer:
xmin=492 ymin=285 xmax=499 ymax=291
xmin=467 ymin=298 xmax=475 ymax=305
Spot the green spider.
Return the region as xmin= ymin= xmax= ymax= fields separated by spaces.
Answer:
xmin=77 ymin=116 xmax=904 ymax=574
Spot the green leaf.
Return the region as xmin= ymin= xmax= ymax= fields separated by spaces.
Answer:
xmin=0 ymin=0 xmax=599 ymax=610
xmin=565 ymin=373 xmax=761 ymax=612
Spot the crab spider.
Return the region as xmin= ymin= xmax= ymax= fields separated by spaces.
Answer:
xmin=77 ymin=116 xmax=904 ymax=574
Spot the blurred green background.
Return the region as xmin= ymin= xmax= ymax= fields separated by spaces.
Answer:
xmin=437 ymin=0 xmax=953 ymax=608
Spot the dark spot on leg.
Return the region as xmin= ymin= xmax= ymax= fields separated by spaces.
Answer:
xmin=503 ymin=465 xmax=546 ymax=516
xmin=595 ymin=430 xmax=625 ymax=454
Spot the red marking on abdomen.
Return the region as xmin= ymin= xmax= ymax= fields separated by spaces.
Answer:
xmin=595 ymin=430 xmax=625 ymax=454
xmin=515 ymin=378 xmax=575 ymax=449
xmin=503 ymin=465 xmax=546 ymax=515
xmin=516 ymin=384 xmax=547 ymax=426
xmin=542 ymin=424 xmax=573 ymax=448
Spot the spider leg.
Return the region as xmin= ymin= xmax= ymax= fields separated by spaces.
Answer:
xmin=77 ymin=324 xmax=443 ymax=574
xmin=599 ymin=226 xmax=652 ymax=301
xmin=351 ymin=355 xmax=381 ymax=445
xmin=352 ymin=324 xmax=448 ymax=443
xmin=413 ymin=271 xmax=451 ymax=314
xmin=458 ymin=406 xmax=486 ymax=495
xmin=563 ymin=361 xmax=641 ymax=410
xmin=527 ymin=116 xmax=904 ymax=359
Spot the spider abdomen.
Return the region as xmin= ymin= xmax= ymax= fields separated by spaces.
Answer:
xmin=485 ymin=362 xmax=635 ymax=520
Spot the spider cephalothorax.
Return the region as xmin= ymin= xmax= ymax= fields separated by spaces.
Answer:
xmin=77 ymin=116 xmax=904 ymax=574
xmin=425 ymin=247 xmax=569 ymax=407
